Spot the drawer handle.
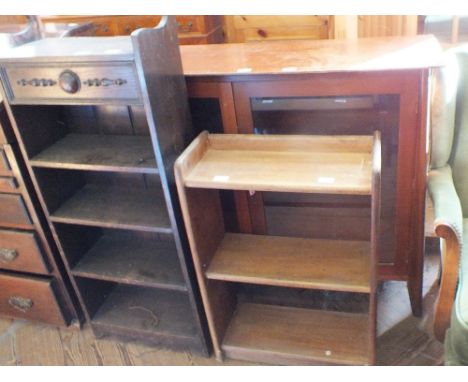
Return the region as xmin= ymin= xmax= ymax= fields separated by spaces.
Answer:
xmin=8 ymin=296 xmax=34 ymax=313
xmin=83 ymin=78 xmax=127 ymax=87
xmin=0 ymin=248 xmax=18 ymax=263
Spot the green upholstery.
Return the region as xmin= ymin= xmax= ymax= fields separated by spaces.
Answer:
xmin=428 ymin=48 xmax=468 ymax=365
xmin=444 ymin=220 xmax=468 ymax=365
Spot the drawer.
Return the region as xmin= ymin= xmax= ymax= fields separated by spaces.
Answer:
xmin=0 ymin=148 xmax=11 ymax=174
xmin=176 ymin=16 xmax=201 ymax=33
xmin=0 ymin=273 xmax=66 ymax=326
xmin=2 ymin=63 xmax=141 ymax=104
xmin=0 ymin=229 xmax=50 ymax=274
xmin=0 ymin=193 xmax=33 ymax=228
xmin=0 ymin=176 xmax=18 ymax=193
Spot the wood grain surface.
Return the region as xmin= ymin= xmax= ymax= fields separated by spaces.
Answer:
xmin=206 ymin=233 xmax=370 ymax=293
xmin=180 ymin=35 xmax=442 ymax=77
xmin=182 ymin=133 xmax=373 ymax=195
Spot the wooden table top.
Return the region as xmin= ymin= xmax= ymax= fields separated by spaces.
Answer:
xmin=180 ymin=35 xmax=443 ymax=77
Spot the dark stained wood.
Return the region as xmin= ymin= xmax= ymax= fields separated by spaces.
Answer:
xmin=0 ymin=193 xmax=33 ymax=229
xmin=222 ymin=303 xmax=371 ymax=366
xmin=0 ymin=16 xmax=215 ymax=352
xmin=0 ymin=229 xmax=50 ymax=274
xmin=369 ymin=130 xmax=382 ymax=365
xmin=0 ymin=273 xmax=66 ymax=326
xmin=407 ymin=69 xmax=431 ymax=317
xmin=264 ymin=204 xmax=370 ymax=240
xmin=30 ymin=133 xmax=157 ymax=173
xmin=206 ymin=233 xmax=370 ymax=293
xmin=50 ymin=184 xmax=171 ymax=233
xmin=72 ymin=234 xmax=186 ymax=291
xmin=91 ymin=285 xmax=198 ymax=340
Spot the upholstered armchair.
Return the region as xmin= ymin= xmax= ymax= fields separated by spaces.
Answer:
xmin=428 ymin=48 xmax=468 ymax=365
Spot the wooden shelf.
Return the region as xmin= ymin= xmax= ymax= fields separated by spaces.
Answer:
xmin=30 ymin=133 xmax=158 ymax=174
xmin=206 ymin=233 xmax=370 ymax=293
xmin=92 ymin=285 xmax=198 ymax=340
xmin=177 ymin=132 xmax=373 ymax=195
xmin=72 ymin=235 xmax=186 ymax=291
xmin=222 ymin=303 xmax=371 ymax=365
xmin=50 ymin=184 xmax=172 ymax=233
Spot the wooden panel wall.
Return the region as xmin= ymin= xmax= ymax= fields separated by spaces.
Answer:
xmin=223 ymin=15 xmax=418 ymax=43
xmin=223 ymin=16 xmax=331 ymax=43
xmin=358 ymin=16 xmax=418 ymax=38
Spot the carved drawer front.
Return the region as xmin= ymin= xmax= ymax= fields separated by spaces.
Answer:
xmin=0 ymin=193 xmax=33 ymax=229
xmin=0 ymin=149 xmax=11 ymax=174
xmin=3 ymin=64 xmax=140 ymax=104
xmin=0 ymin=229 xmax=50 ymax=274
xmin=0 ymin=273 xmax=66 ymax=326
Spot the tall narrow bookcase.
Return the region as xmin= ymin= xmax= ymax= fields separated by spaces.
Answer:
xmin=175 ymin=132 xmax=381 ymax=365
xmin=0 ymin=17 xmax=209 ymax=353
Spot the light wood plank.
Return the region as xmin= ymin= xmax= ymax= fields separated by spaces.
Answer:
xmin=58 ymin=325 xmax=101 ymax=366
xmin=30 ymin=133 xmax=157 ymax=174
xmin=222 ymin=303 xmax=371 ymax=365
xmin=206 ymin=233 xmax=371 ymax=293
xmin=180 ymin=35 xmax=441 ymax=76
xmin=181 ymin=134 xmax=373 ymax=195
xmin=14 ymin=322 xmax=66 ymax=365
xmin=50 ymin=184 xmax=171 ymax=233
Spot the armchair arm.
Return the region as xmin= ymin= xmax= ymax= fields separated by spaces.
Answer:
xmin=428 ymin=165 xmax=463 ymax=341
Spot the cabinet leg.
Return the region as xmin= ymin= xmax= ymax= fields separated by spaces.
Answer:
xmin=407 ymin=278 xmax=423 ymax=317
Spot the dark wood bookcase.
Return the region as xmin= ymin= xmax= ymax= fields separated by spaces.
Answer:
xmin=0 ymin=17 xmax=209 ymax=353
xmin=175 ymin=132 xmax=381 ymax=365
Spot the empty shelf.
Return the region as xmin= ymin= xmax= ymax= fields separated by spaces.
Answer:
xmin=30 ymin=133 xmax=158 ymax=173
xmin=222 ymin=303 xmax=371 ymax=365
xmin=72 ymin=235 xmax=186 ymax=291
xmin=206 ymin=233 xmax=370 ymax=293
xmin=92 ymin=285 xmax=197 ymax=340
xmin=50 ymin=184 xmax=171 ymax=233
xmin=178 ymin=132 xmax=373 ymax=195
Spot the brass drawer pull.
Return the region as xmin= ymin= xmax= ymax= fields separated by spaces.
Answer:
xmin=0 ymin=248 xmax=18 ymax=263
xmin=8 ymin=296 xmax=34 ymax=313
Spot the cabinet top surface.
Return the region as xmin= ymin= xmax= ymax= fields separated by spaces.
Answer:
xmin=180 ymin=35 xmax=443 ymax=77
xmin=176 ymin=132 xmax=374 ymax=195
xmin=0 ymin=36 xmax=134 ymax=63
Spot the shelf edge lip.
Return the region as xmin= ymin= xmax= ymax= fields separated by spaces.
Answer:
xmin=183 ymin=180 xmax=372 ymax=195
xmin=221 ymin=344 xmax=372 ymax=366
xmin=71 ymin=270 xmax=188 ymax=292
xmin=29 ymin=160 xmax=159 ymax=174
xmin=204 ymin=272 xmax=371 ymax=294
xmin=49 ymin=216 xmax=173 ymax=234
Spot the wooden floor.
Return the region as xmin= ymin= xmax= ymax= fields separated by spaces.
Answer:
xmin=0 ymin=248 xmax=443 ymax=366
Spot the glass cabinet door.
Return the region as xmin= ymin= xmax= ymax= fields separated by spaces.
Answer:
xmin=245 ymin=94 xmax=400 ymax=266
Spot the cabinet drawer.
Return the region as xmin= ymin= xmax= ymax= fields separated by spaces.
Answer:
xmin=177 ymin=16 xmax=201 ymax=33
xmin=0 ymin=176 xmax=18 ymax=193
xmin=0 ymin=149 xmax=11 ymax=174
xmin=0 ymin=229 xmax=50 ymax=274
xmin=2 ymin=64 xmax=141 ymax=104
xmin=0 ymin=193 xmax=33 ymax=228
xmin=0 ymin=273 xmax=66 ymax=326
